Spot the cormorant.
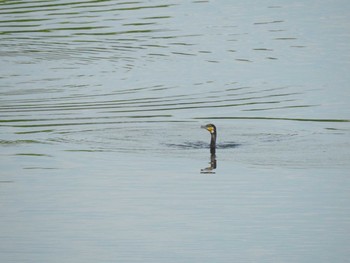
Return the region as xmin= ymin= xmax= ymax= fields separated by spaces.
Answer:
xmin=201 ymin=123 xmax=217 ymax=154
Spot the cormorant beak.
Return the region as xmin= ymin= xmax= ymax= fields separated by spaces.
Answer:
xmin=201 ymin=125 xmax=210 ymax=132
xmin=201 ymin=125 xmax=214 ymax=133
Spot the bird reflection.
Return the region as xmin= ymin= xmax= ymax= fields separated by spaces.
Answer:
xmin=200 ymin=153 xmax=217 ymax=174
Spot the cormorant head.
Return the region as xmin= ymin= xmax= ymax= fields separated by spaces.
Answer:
xmin=201 ymin=123 xmax=216 ymax=135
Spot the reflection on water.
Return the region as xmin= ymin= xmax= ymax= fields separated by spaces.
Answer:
xmin=200 ymin=153 xmax=217 ymax=174
xmin=1 ymin=0 xmax=350 ymax=262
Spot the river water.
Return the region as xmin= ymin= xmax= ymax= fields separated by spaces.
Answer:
xmin=1 ymin=1 xmax=350 ymax=262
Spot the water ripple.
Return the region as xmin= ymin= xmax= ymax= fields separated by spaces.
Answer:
xmin=1 ymin=0 xmax=348 ymax=162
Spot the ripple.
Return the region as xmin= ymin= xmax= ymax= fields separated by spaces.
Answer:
xmin=165 ymin=141 xmax=240 ymax=150
xmin=1 ymin=0 xmax=348 ymax=165
xmin=195 ymin=116 xmax=350 ymax=123
xmin=0 ymin=139 xmax=44 ymax=145
xmin=0 ymin=82 xmax=315 ymax=136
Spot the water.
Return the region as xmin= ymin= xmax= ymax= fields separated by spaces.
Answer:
xmin=1 ymin=1 xmax=350 ymax=262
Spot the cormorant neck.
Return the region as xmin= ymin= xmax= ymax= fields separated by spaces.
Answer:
xmin=210 ymin=132 xmax=216 ymax=154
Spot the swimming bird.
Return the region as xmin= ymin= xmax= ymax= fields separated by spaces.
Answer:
xmin=201 ymin=123 xmax=217 ymax=154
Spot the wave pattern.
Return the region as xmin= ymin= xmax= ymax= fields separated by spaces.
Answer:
xmin=0 ymin=0 xmax=308 ymax=65
xmin=1 ymin=0 xmax=349 ymax=155
xmin=0 ymin=83 xmax=315 ymax=130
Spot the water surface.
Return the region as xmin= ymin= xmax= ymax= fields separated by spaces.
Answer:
xmin=1 ymin=1 xmax=350 ymax=262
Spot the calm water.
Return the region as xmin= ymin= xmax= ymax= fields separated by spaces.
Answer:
xmin=1 ymin=1 xmax=350 ymax=262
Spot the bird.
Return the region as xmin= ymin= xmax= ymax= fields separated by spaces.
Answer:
xmin=201 ymin=123 xmax=217 ymax=155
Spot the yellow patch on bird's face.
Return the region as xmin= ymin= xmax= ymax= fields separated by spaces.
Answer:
xmin=207 ymin=126 xmax=214 ymax=133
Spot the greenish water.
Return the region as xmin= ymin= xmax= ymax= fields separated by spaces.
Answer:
xmin=1 ymin=1 xmax=350 ymax=262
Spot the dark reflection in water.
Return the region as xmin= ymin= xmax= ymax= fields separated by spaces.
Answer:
xmin=200 ymin=153 xmax=217 ymax=174
xmin=166 ymin=140 xmax=241 ymax=174
xmin=199 ymin=142 xmax=240 ymax=174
